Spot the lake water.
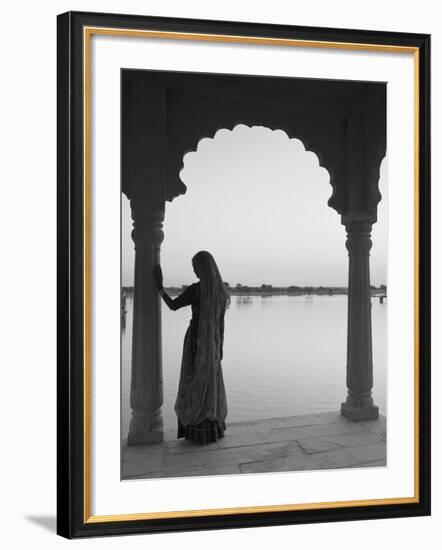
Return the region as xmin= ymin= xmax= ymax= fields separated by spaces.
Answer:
xmin=121 ymin=294 xmax=386 ymax=436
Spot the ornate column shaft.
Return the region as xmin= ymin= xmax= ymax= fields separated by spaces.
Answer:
xmin=341 ymin=221 xmax=379 ymax=421
xmin=127 ymin=197 xmax=165 ymax=445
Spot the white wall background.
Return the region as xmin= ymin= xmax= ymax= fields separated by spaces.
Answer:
xmin=0 ymin=0 xmax=439 ymax=548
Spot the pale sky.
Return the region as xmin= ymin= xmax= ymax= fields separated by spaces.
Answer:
xmin=122 ymin=125 xmax=387 ymax=287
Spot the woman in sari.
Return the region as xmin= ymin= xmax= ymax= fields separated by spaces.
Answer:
xmin=152 ymin=251 xmax=229 ymax=444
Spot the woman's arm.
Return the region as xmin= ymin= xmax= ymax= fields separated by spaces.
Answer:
xmin=153 ymin=265 xmax=175 ymax=309
xmin=159 ymin=288 xmax=176 ymax=310
xmin=152 ymin=265 xmax=193 ymax=311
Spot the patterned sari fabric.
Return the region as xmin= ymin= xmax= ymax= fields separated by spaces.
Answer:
xmin=171 ymin=251 xmax=229 ymax=444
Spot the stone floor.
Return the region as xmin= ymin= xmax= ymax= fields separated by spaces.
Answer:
xmin=121 ymin=411 xmax=386 ymax=480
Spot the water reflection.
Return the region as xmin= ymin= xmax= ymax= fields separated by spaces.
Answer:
xmin=236 ymin=295 xmax=253 ymax=306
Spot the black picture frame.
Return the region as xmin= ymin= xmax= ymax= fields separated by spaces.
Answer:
xmin=57 ymin=10 xmax=431 ymax=539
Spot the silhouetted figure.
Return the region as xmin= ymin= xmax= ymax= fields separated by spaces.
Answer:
xmin=153 ymin=251 xmax=229 ymax=444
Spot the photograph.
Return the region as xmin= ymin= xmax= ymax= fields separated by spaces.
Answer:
xmin=120 ymin=68 xmax=387 ymax=480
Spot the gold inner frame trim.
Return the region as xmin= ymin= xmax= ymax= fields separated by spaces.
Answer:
xmin=83 ymin=26 xmax=420 ymax=524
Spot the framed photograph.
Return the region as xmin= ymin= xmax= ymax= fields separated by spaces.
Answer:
xmin=57 ymin=11 xmax=430 ymax=538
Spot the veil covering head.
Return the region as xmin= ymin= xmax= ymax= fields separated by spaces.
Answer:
xmin=192 ymin=250 xmax=230 ymax=309
xmin=174 ymin=251 xmax=229 ymax=425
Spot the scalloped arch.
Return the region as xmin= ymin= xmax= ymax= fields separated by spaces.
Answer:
xmin=173 ymin=123 xmax=339 ymax=215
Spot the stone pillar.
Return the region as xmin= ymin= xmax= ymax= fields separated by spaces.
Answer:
xmin=127 ymin=197 xmax=165 ymax=445
xmin=341 ymin=221 xmax=379 ymax=421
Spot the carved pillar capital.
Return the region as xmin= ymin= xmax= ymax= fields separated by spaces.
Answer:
xmin=130 ymin=197 xmax=165 ymax=250
xmin=345 ymin=222 xmax=373 ymax=256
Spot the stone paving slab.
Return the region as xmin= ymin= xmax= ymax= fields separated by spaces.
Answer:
xmin=231 ymin=411 xmax=352 ymax=429
xmin=121 ymin=411 xmax=386 ymax=480
xmin=122 ymin=444 xmax=166 ymax=478
xmin=359 ymin=416 xmax=387 ymax=441
xmin=296 ymin=430 xmax=383 ymax=454
xmin=239 ymin=443 xmax=386 ymax=474
xmin=164 ymin=440 xmax=303 ymax=473
xmin=349 ymin=459 xmax=386 ymax=468
xmin=216 ymin=420 xmax=365 ymax=449
xmin=125 ymin=463 xmax=242 ymax=480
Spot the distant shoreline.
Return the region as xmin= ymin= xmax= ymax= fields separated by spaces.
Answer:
xmin=122 ymin=285 xmax=387 ymax=297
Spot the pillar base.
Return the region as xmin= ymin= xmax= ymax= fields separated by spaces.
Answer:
xmin=341 ymin=401 xmax=379 ymax=422
xmin=127 ymin=412 xmax=164 ymax=445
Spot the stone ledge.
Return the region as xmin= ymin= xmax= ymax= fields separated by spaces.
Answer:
xmin=122 ymin=411 xmax=386 ymax=480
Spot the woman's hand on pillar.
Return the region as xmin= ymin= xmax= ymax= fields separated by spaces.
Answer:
xmin=152 ymin=264 xmax=163 ymax=290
